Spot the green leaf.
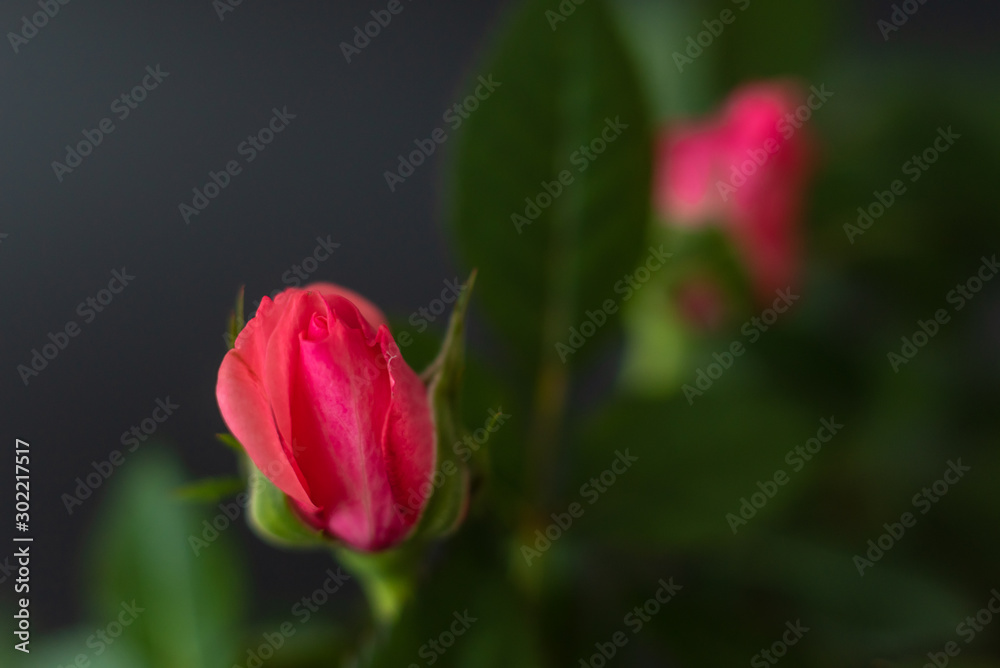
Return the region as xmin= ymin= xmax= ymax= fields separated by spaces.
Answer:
xmin=0 ymin=627 xmax=148 ymax=668
xmin=174 ymin=475 xmax=243 ymax=503
xmin=607 ymin=0 xmax=714 ymax=118
xmin=448 ymin=0 xmax=652 ymax=377
xmin=451 ymin=580 xmax=546 ymax=668
xmin=711 ymin=536 xmax=971 ymax=657
xmin=571 ymin=375 xmax=817 ymax=549
xmin=715 ymin=0 xmax=833 ymax=86
xmin=215 ymin=432 xmax=243 ymax=452
xmin=86 ymin=447 xmax=245 ymax=668
xmin=243 ymin=621 xmax=352 ymax=668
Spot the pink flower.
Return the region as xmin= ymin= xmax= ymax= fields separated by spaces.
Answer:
xmin=655 ymin=82 xmax=814 ymax=300
xmin=216 ymin=283 xmax=435 ymax=552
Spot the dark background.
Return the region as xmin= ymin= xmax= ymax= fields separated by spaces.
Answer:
xmin=1 ymin=0 xmax=508 ymax=630
xmin=0 ymin=0 xmax=994 ymax=635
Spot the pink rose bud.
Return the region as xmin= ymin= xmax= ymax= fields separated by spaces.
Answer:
xmin=655 ymin=122 xmax=726 ymax=228
xmin=655 ymin=81 xmax=814 ymax=301
xmin=216 ymin=283 xmax=436 ymax=552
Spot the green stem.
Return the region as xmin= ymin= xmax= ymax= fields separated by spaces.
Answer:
xmin=524 ymin=0 xmax=598 ymax=512
xmin=527 ymin=359 xmax=570 ymax=509
xmin=333 ymin=545 xmax=421 ymax=627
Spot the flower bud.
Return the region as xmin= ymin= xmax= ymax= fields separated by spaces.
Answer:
xmin=654 ymin=81 xmax=815 ymax=301
xmin=216 ymin=283 xmax=438 ymax=552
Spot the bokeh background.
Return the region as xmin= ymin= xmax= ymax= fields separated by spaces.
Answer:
xmin=1 ymin=0 xmax=999 ymax=665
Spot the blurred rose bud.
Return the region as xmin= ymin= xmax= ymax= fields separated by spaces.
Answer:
xmin=673 ymin=275 xmax=729 ymax=333
xmin=216 ymin=283 xmax=436 ymax=552
xmin=655 ymin=122 xmax=725 ymax=227
xmin=655 ymin=81 xmax=814 ymax=301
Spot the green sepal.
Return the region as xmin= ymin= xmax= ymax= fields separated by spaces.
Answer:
xmin=225 ymin=286 xmax=246 ymax=350
xmin=410 ymin=271 xmax=477 ymax=540
xmin=241 ymin=455 xmax=327 ymax=550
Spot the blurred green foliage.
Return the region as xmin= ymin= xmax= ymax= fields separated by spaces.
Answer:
xmin=3 ymin=448 xmax=245 ymax=667
xmin=447 ymin=0 xmax=653 ymax=382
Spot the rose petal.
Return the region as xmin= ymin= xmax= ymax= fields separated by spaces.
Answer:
xmin=216 ymin=349 xmax=316 ymax=510
xmin=377 ymin=325 xmax=436 ymax=524
xmin=305 ymin=282 xmax=388 ymax=331
xmin=290 ymin=312 xmax=400 ymax=550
